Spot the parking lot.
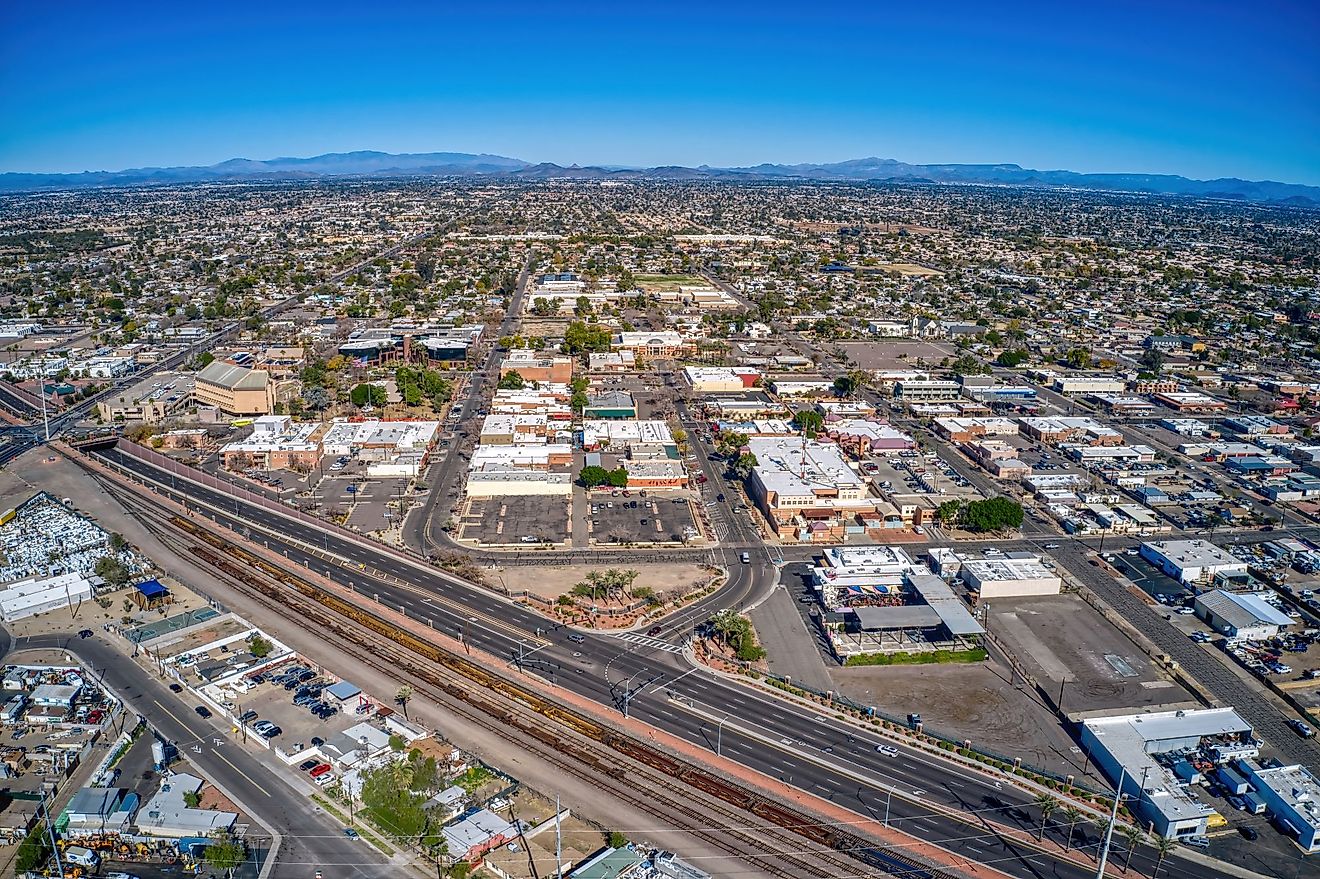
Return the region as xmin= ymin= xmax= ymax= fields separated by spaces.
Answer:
xmin=988 ymin=594 xmax=1195 ymax=712
xmin=1107 ymin=550 xmax=1190 ymax=602
xmin=232 ymin=666 xmax=368 ymax=749
xmin=458 ymin=495 xmax=569 ymax=545
xmin=866 ymin=453 xmax=982 ymax=502
xmin=587 ymin=492 xmax=696 ymax=545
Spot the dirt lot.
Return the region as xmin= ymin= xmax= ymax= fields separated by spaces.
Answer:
xmin=987 ymin=594 xmax=1195 ymax=712
xmin=828 ymin=660 xmax=1104 ymax=784
xmin=498 ymin=563 xmax=712 ymax=601
xmin=839 ymin=340 xmax=956 ymax=371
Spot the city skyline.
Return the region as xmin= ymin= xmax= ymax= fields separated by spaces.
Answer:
xmin=2 ymin=0 xmax=1317 ymax=184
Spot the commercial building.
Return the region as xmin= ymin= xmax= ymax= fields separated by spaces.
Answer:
xmin=893 ymin=379 xmax=962 ymax=403
xmin=219 ymin=415 xmax=321 ymax=470
xmin=1153 ymin=391 xmax=1228 ymax=413
xmin=1052 ymin=376 xmax=1125 ymax=395
xmin=1193 ymin=590 xmax=1293 ymax=640
xmin=320 ymin=418 xmax=441 ymax=477
xmin=500 ymin=349 xmax=573 ymax=385
xmin=746 ymin=437 xmax=873 ymax=541
xmin=612 ymin=331 xmax=693 ymax=359
xmin=1019 ymin=417 xmax=1123 ymax=446
xmin=682 ymin=366 xmax=761 ymax=393
xmin=95 ymin=373 xmax=195 ymax=424
xmin=193 ymin=360 xmax=276 ymax=416
xmin=1140 ymin=539 xmax=1250 ymax=585
xmin=0 ymin=572 xmax=96 ymax=622
xmin=824 ymin=419 xmax=914 ymax=454
xmin=1080 ymin=708 xmax=1255 ymax=839
xmin=1239 ymin=762 xmax=1320 ymax=852
xmin=582 ymin=390 xmax=637 ymax=419
xmin=933 ymin=417 xmax=1018 ymax=443
xmin=960 ymin=556 xmax=1062 ymax=599
xmin=580 ymin=420 xmax=674 ymax=451
xmin=136 ymin=773 xmax=237 ymax=838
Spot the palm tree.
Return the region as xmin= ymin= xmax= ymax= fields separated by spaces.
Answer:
xmin=1119 ymin=825 xmax=1144 ymax=873
xmin=1061 ymin=806 xmax=1084 ymax=852
xmin=1152 ymin=835 xmax=1176 ymax=878
xmin=1034 ymin=793 xmax=1059 ymax=841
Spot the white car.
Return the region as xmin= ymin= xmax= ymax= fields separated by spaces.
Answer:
xmin=876 ymin=745 xmax=899 ymax=757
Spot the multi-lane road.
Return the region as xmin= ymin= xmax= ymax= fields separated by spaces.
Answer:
xmin=90 ymin=441 xmax=1242 ymax=879
xmin=0 ymin=630 xmax=397 ymax=878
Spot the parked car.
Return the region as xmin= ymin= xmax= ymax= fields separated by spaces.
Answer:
xmin=299 ymin=759 xmax=319 ymax=772
xmin=194 ymin=705 xmax=212 ymax=719
xmin=169 ymin=683 xmax=183 ymax=693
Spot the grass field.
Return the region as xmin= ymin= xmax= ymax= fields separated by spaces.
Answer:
xmin=634 ymin=273 xmax=703 ymax=289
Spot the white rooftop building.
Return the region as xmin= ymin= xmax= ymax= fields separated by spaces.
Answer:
xmin=1140 ymin=540 xmax=1250 ymax=585
xmin=1080 ymin=708 xmax=1255 ymax=839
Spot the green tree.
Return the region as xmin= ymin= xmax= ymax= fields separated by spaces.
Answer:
xmin=202 ymin=832 xmax=246 ymax=878
xmin=248 ymin=635 xmax=273 ymax=658
xmin=350 ymin=383 xmax=387 ymax=408
xmin=996 ymin=349 xmax=1028 ymax=367
xmin=608 ymin=831 xmax=629 ymax=849
xmin=395 ymin=685 xmax=413 ymax=720
xmin=1152 ymin=835 xmax=1176 ymax=878
xmin=793 ymin=408 xmax=825 ymax=438
xmin=95 ymin=555 xmax=130 ymax=588
xmin=579 ymin=465 xmax=611 ymax=488
xmin=108 ymin=532 xmax=127 ymax=551
xmin=960 ymin=497 xmax=1024 ymax=532
xmin=1034 ymin=793 xmax=1059 ymax=841
xmin=1065 ymin=348 xmax=1091 ymax=369
xmin=1119 ymin=825 xmax=1144 ymax=874
xmin=497 ymin=370 xmax=526 ymax=391
xmin=730 ymin=453 xmax=758 ymax=480
xmin=936 ymin=499 xmax=963 ymax=525
xmin=615 ymin=268 xmax=635 ymax=292
xmin=14 ymin=833 xmax=50 ymax=873
xmin=607 ymin=466 xmax=629 ymax=488
xmin=184 ymin=790 xmax=202 ymax=808
xmin=1060 ymin=805 xmax=1083 ymax=852
xmin=563 ymin=321 xmax=612 ymax=354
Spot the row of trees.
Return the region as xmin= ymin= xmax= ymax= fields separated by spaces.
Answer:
xmin=571 ymin=568 xmax=644 ymax=602
xmin=937 ymin=497 xmax=1025 ymax=532
xmin=1032 ymin=793 xmax=1174 ymax=876
xmin=709 ymin=608 xmax=765 ymax=662
xmin=579 ymin=465 xmax=629 ymax=488
xmin=396 ymin=366 xmax=453 ymax=409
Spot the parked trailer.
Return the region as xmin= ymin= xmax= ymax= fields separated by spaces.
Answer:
xmin=1216 ymin=764 xmax=1249 ymax=796
xmin=1241 ymin=791 xmax=1267 ymax=815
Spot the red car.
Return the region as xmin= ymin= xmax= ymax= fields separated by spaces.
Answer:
xmin=309 ymin=763 xmax=333 ymax=778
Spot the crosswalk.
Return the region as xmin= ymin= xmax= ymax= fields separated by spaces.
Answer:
xmin=613 ymin=632 xmax=684 ymax=653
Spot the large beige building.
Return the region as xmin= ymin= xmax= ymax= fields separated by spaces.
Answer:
xmin=194 ymin=361 xmax=276 ymax=416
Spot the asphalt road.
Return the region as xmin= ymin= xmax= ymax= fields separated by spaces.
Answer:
xmin=2 ymin=631 xmax=397 ymax=879
xmin=93 ymin=443 xmax=1244 ymax=879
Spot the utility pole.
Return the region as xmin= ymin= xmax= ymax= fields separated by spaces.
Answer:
xmin=716 ymin=713 xmax=730 ymax=757
xmin=1094 ymin=766 xmax=1127 ymax=879
xmin=555 ymin=793 xmax=562 ymax=878
xmin=39 ymin=787 xmax=64 ymax=878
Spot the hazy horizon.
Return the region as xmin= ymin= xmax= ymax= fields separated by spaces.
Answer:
xmin=2 ymin=1 xmax=1317 ymax=185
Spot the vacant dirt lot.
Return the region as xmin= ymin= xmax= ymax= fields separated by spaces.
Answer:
xmin=828 ymin=659 xmax=1105 ymax=785
xmin=498 ymin=563 xmax=712 ymax=600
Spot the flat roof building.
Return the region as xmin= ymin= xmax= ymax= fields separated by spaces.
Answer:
xmin=1081 ymin=708 xmax=1255 ymax=839
xmin=1140 ymin=540 xmax=1250 ymax=585
xmin=960 ymin=556 xmax=1062 ymax=599
xmin=1239 ymin=762 xmax=1320 ymax=852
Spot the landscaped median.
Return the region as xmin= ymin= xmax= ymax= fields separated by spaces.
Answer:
xmin=842 ymin=647 xmax=988 ymax=667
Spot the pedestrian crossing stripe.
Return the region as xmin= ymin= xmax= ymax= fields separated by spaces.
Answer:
xmin=613 ymin=632 xmax=683 ymax=653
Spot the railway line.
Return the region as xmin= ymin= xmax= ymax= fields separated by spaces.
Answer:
xmin=110 ymin=482 xmax=967 ymax=879
xmin=79 ymin=439 xmax=1252 ymax=879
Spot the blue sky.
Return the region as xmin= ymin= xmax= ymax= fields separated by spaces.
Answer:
xmin=2 ymin=1 xmax=1317 ymax=183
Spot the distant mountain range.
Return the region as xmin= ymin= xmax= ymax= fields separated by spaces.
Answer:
xmin=2 ymin=150 xmax=1316 ymax=205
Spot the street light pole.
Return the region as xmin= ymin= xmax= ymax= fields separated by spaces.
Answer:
xmin=716 ymin=714 xmax=730 ymax=757
xmin=1094 ymin=766 xmax=1127 ymax=879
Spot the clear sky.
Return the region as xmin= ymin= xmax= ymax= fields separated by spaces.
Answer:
xmin=2 ymin=0 xmax=1317 ymax=184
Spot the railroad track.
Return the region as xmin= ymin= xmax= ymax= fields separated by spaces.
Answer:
xmin=106 ymin=480 xmax=964 ymax=879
